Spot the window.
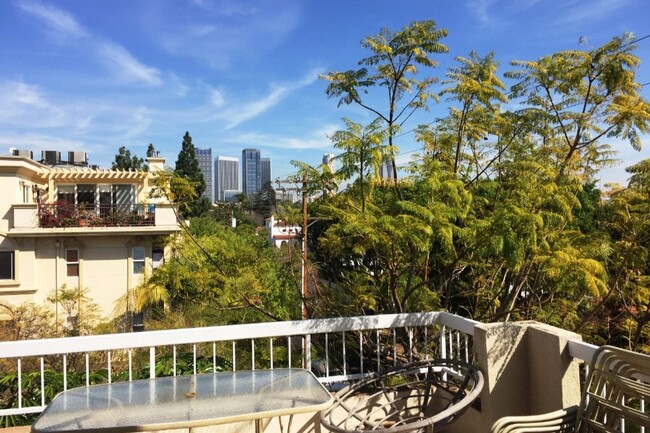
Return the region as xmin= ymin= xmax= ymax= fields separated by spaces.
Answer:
xmin=57 ymin=185 xmax=75 ymax=204
xmin=66 ymin=249 xmax=79 ymax=277
xmin=0 ymin=251 xmax=14 ymax=280
xmin=77 ymin=184 xmax=95 ymax=205
xmin=22 ymin=184 xmax=30 ymax=203
xmin=132 ymin=247 xmax=145 ymax=274
xmin=152 ymin=247 xmax=164 ymax=270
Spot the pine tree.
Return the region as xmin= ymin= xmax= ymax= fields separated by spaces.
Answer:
xmin=174 ymin=132 xmax=210 ymax=217
xmin=112 ymin=146 xmax=145 ymax=171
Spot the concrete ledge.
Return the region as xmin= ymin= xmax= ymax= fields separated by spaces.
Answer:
xmin=0 ymin=426 xmax=31 ymax=433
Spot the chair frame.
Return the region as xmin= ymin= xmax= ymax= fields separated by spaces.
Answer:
xmin=490 ymin=345 xmax=650 ymax=433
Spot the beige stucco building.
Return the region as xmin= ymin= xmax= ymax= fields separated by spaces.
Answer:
xmin=0 ymin=153 xmax=181 ymax=327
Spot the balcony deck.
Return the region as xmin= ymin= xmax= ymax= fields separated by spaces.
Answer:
xmin=0 ymin=312 xmax=607 ymax=433
xmin=9 ymin=202 xmax=181 ymax=236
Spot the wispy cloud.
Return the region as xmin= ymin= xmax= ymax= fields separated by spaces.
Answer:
xmin=467 ymin=0 xmax=499 ymax=26
xmin=224 ymin=132 xmax=331 ymax=150
xmin=16 ymin=1 xmax=163 ymax=87
xmin=98 ymin=42 xmax=163 ymax=86
xmin=147 ymin=1 xmax=301 ymax=70
xmin=17 ymin=0 xmax=88 ymax=37
xmin=223 ymin=123 xmax=336 ymax=150
xmin=0 ymin=80 xmax=65 ymax=126
xmin=553 ymin=0 xmax=628 ymax=27
xmin=219 ymin=69 xmax=321 ymax=129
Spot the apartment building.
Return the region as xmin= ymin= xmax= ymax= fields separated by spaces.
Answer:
xmin=0 ymin=152 xmax=181 ymax=323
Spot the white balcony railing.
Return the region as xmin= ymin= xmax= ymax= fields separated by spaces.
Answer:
xmin=0 ymin=312 xmax=478 ymax=419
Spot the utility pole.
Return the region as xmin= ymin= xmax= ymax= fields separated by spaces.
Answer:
xmin=276 ymin=177 xmax=308 ymax=319
xmin=301 ymin=176 xmax=308 ymax=320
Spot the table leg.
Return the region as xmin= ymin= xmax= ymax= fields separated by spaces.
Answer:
xmin=255 ymin=418 xmax=262 ymax=433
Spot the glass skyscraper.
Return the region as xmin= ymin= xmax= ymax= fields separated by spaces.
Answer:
xmin=196 ymin=148 xmax=213 ymax=202
xmin=214 ymin=156 xmax=239 ymax=201
xmin=241 ymin=148 xmax=261 ymax=195
xmin=260 ymin=157 xmax=271 ymax=188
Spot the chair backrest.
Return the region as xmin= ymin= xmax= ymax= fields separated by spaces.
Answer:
xmin=576 ymin=345 xmax=650 ymax=433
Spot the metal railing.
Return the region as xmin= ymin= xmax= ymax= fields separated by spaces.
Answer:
xmin=37 ymin=203 xmax=155 ymax=228
xmin=0 ymin=312 xmax=477 ymax=418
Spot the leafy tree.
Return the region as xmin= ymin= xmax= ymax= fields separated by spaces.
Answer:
xmin=505 ymin=34 xmax=650 ymax=178
xmin=111 ymin=146 xmax=146 ymax=171
xmin=597 ymin=160 xmax=650 ymax=352
xmin=329 ymin=118 xmax=389 ymax=213
xmin=254 ymin=181 xmax=277 ymax=217
xmin=130 ymin=216 xmax=301 ymax=325
xmin=47 ymin=285 xmax=102 ymax=336
xmin=174 ymin=132 xmax=211 ymax=217
xmin=146 ymin=143 xmax=157 ymax=157
xmin=439 ymin=51 xmax=507 ymax=176
xmin=320 ymin=20 xmax=449 ymax=193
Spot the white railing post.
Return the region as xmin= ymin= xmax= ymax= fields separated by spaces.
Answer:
xmin=0 ymin=311 xmax=483 ymax=419
xmin=149 ymin=347 xmax=156 ymax=378
xmin=440 ymin=325 xmax=447 ymax=359
xmin=305 ymin=335 xmax=311 ymax=371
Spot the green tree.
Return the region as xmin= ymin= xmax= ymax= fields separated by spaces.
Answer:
xmin=597 ymin=161 xmax=650 ymax=352
xmin=439 ymin=51 xmax=507 ymax=176
xmin=111 ymin=146 xmax=146 ymax=171
xmin=174 ymin=132 xmax=211 ymax=217
xmin=505 ymin=34 xmax=650 ymax=178
xmin=320 ymin=20 xmax=448 ymax=193
xmin=130 ymin=216 xmax=301 ymax=325
xmin=254 ymin=181 xmax=277 ymax=217
xmin=146 ymin=143 xmax=157 ymax=157
xmin=329 ymin=118 xmax=389 ymax=213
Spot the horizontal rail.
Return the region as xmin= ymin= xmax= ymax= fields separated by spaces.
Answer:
xmin=0 ymin=311 xmax=481 ymax=420
xmin=0 ymin=312 xmax=443 ymax=359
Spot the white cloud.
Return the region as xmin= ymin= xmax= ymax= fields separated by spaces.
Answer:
xmin=17 ymin=0 xmax=88 ymax=37
xmin=98 ymin=42 xmax=163 ymax=86
xmin=223 ymin=127 xmax=333 ymax=151
xmin=467 ymin=0 xmax=499 ymax=25
xmin=0 ymin=132 xmax=91 ymax=155
xmin=554 ymin=0 xmax=627 ymax=27
xmin=0 ymin=80 xmax=65 ymax=126
xmin=219 ymin=69 xmax=321 ymax=129
xmin=210 ymin=88 xmax=225 ymax=107
xmin=146 ymin=1 xmax=300 ymax=70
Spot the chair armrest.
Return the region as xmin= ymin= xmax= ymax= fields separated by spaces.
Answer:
xmin=490 ymin=406 xmax=578 ymax=433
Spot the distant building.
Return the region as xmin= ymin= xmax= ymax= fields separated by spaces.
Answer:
xmin=0 ymin=152 xmax=180 ymax=321
xmin=242 ymin=148 xmax=261 ymax=195
xmin=223 ymin=189 xmax=242 ymax=202
xmin=196 ymin=148 xmax=213 ymax=202
xmin=260 ymin=157 xmax=271 ymax=187
xmin=379 ymin=160 xmax=395 ymax=180
xmin=322 ymin=153 xmax=335 ymax=171
xmin=214 ymin=156 xmax=239 ymax=201
xmin=265 ymin=215 xmax=301 ymax=249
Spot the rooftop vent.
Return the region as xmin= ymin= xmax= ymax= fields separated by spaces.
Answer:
xmin=41 ymin=151 xmax=61 ymax=165
xmin=12 ymin=149 xmax=33 ymax=159
xmin=68 ymin=151 xmax=88 ymax=166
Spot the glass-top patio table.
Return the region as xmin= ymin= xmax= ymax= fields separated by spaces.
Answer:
xmin=32 ymin=368 xmax=332 ymax=433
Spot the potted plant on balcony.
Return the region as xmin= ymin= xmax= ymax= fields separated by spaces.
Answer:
xmin=78 ymin=204 xmax=92 ymax=227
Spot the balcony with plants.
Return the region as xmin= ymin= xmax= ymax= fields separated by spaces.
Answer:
xmin=37 ymin=202 xmax=155 ymax=228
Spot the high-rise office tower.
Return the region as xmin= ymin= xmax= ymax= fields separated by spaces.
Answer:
xmin=214 ymin=156 xmax=239 ymax=201
xmin=323 ymin=153 xmax=335 ymax=171
xmin=379 ymin=160 xmax=395 ymax=180
xmin=196 ymin=148 xmax=213 ymax=202
xmin=260 ymin=157 xmax=271 ymax=187
xmin=241 ymin=148 xmax=261 ymax=195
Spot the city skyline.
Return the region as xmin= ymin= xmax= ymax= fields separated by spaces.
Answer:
xmin=1 ymin=1 xmax=648 ymax=188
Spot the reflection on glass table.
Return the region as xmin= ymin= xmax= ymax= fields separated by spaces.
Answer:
xmin=32 ymin=368 xmax=333 ymax=433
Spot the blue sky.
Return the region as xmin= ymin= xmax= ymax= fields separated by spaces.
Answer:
xmin=1 ymin=0 xmax=649 ymax=186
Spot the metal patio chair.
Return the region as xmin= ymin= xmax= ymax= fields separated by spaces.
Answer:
xmin=490 ymin=345 xmax=650 ymax=433
xmin=320 ymin=358 xmax=484 ymax=433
